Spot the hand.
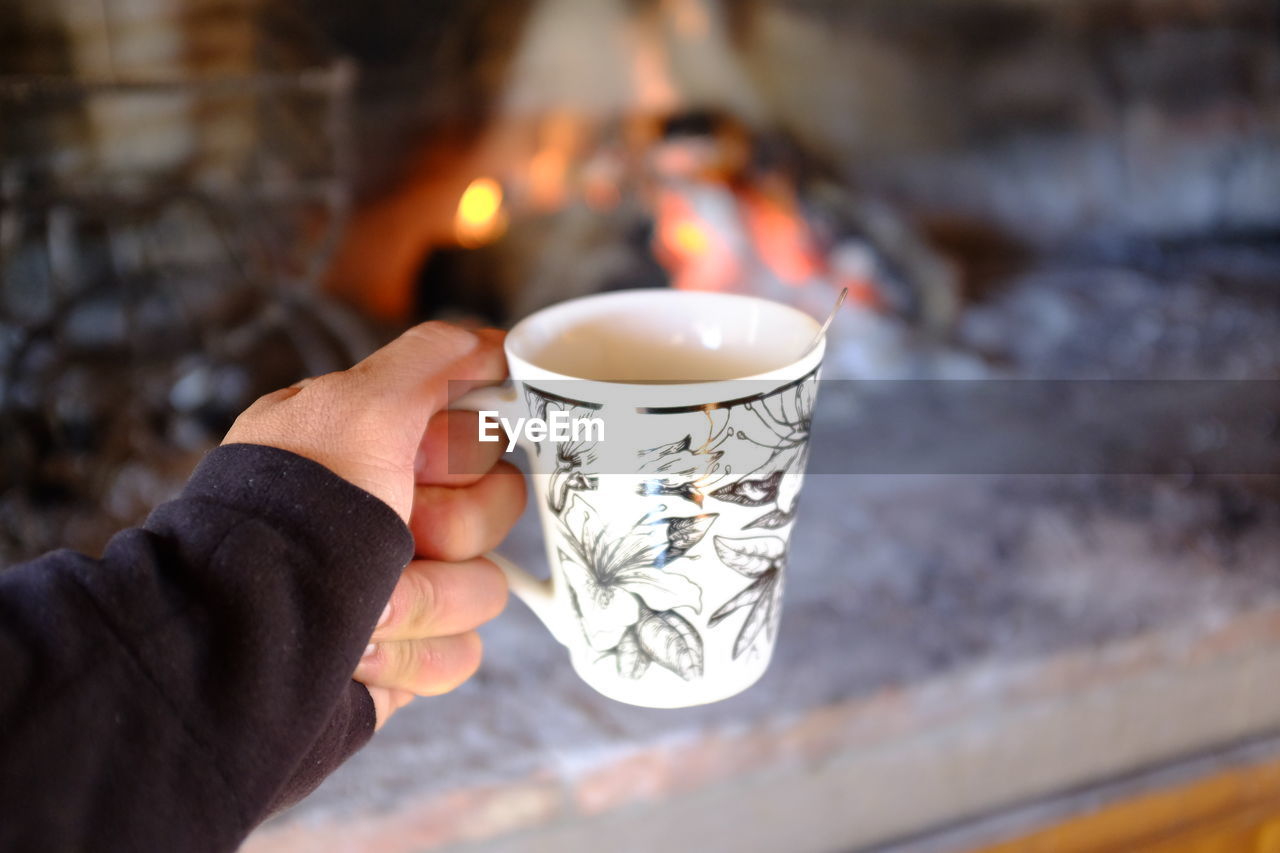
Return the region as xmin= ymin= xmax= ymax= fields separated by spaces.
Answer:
xmin=354 ymin=408 xmax=522 ymax=727
xmin=223 ymin=323 xmax=525 ymax=727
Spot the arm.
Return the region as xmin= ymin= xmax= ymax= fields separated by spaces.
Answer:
xmin=0 ymin=445 xmax=409 ymax=851
xmin=0 ymin=323 xmax=522 ymax=851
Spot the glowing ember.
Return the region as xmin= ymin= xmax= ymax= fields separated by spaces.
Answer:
xmin=671 ymin=221 xmax=711 ymax=256
xmin=454 ymin=177 xmax=507 ymax=247
xmin=654 ymin=191 xmax=739 ymax=292
xmin=740 ymin=187 xmax=823 ymax=286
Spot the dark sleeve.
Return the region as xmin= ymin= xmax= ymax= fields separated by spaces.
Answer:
xmin=0 ymin=444 xmax=414 ymax=853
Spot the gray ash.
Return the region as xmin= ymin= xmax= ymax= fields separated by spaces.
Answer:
xmin=958 ymin=243 xmax=1280 ymax=380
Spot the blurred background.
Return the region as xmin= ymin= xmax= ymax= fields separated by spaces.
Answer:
xmin=3 ymin=0 xmax=1280 ymax=851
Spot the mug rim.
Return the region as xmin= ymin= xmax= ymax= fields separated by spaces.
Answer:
xmin=503 ymin=290 xmax=826 ymax=405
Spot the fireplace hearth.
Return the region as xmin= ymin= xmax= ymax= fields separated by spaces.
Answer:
xmin=4 ymin=3 xmax=1280 ymax=851
xmin=2 ymin=0 xmax=1278 ymax=566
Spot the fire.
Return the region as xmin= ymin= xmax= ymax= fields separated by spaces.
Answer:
xmin=654 ymin=192 xmax=737 ymax=292
xmin=454 ymin=177 xmax=507 ymax=247
xmin=663 ymin=0 xmax=711 ymax=38
xmin=670 ymin=221 xmax=711 ymax=256
xmin=740 ymin=186 xmax=823 ymax=286
xmin=529 ymin=111 xmax=585 ymax=211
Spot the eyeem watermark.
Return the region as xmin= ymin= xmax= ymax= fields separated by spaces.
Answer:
xmin=478 ymin=411 xmax=605 ymax=452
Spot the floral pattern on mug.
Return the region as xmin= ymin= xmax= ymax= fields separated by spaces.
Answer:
xmin=555 ymin=494 xmax=710 ymax=653
xmin=524 ymin=385 xmax=603 ymax=513
xmin=711 ymin=378 xmax=815 ymax=529
xmin=709 ymin=535 xmax=786 ymax=660
xmin=538 ymin=369 xmax=818 ymax=683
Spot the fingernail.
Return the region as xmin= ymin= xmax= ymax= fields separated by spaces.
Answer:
xmin=376 ymin=603 xmax=392 ymax=629
xmin=362 ymin=643 xmax=377 ymax=660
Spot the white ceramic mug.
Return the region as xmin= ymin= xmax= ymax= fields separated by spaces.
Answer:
xmin=455 ymin=290 xmax=824 ymax=708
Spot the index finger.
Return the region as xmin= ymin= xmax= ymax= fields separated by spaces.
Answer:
xmin=415 ymin=409 xmax=508 ymax=487
xmin=345 ymin=323 xmax=507 ymax=426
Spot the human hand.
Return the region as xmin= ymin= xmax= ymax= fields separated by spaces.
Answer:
xmin=223 ymin=323 xmax=524 ymax=727
xmin=353 ymin=407 xmax=522 ymax=727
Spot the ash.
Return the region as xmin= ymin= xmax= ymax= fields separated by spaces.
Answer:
xmin=959 ymin=241 xmax=1280 ymax=380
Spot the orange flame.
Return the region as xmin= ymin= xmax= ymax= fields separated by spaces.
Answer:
xmin=742 ymin=197 xmax=821 ymax=286
xmin=670 ymin=220 xmax=711 ymax=256
xmin=663 ymin=0 xmax=711 ymax=38
xmin=454 ymin=177 xmax=507 ymax=247
xmin=654 ymin=192 xmax=739 ymax=292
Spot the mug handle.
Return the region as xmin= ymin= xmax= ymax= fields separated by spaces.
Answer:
xmin=452 ymin=385 xmax=566 ymax=645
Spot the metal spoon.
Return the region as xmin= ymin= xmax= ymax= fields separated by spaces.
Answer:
xmin=799 ymin=286 xmax=847 ymax=359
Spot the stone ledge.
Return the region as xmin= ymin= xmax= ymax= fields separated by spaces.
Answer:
xmin=246 ymin=467 xmax=1280 ymax=853
xmin=245 ymin=606 xmax=1280 ymax=852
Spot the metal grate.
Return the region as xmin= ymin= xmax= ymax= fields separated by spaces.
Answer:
xmin=0 ymin=60 xmax=377 ymax=564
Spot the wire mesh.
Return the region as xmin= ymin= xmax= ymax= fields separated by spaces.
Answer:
xmin=0 ymin=58 xmax=376 ymax=563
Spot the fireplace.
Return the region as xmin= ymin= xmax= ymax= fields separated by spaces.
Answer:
xmin=319 ymin=0 xmax=1280 ymax=380
xmin=2 ymin=0 xmax=1279 ymax=560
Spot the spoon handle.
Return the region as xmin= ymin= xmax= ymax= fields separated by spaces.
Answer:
xmin=800 ymin=286 xmax=847 ymax=359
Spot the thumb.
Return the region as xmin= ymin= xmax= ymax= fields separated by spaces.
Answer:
xmin=344 ymin=323 xmax=507 ymax=426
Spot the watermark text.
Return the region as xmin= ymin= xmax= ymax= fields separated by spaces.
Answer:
xmin=478 ymin=411 xmax=605 ymax=452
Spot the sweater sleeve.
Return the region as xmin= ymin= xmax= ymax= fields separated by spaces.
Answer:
xmin=0 ymin=443 xmax=414 ymax=853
